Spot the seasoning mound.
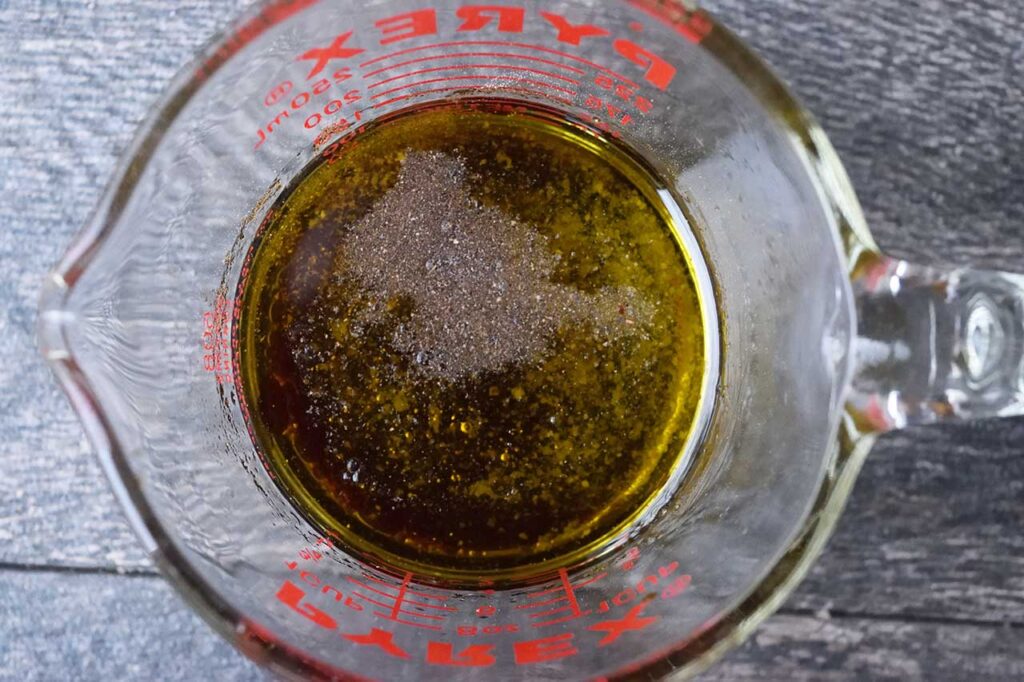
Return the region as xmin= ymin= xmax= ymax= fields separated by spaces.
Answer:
xmin=339 ymin=150 xmax=652 ymax=381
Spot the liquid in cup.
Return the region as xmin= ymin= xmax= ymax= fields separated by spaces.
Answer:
xmin=235 ymin=102 xmax=713 ymax=584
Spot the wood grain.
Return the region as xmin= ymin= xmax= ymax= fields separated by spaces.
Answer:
xmin=792 ymin=426 xmax=1024 ymax=625
xmin=0 ymin=0 xmax=1022 ymax=678
xmin=0 ymin=571 xmax=261 ymax=681
xmin=713 ymin=0 xmax=1024 ymax=271
xmin=706 ymin=612 xmax=1024 ymax=681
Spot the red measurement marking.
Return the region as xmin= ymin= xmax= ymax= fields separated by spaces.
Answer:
xmin=515 ymin=568 xmax=607 ymax=628
xmin=363 ymin=51 xmax=585 ymax=78
xmin=351 ymin=592 xmax=448 ymax=620
xmin=276 ymin=580 xmax=337 ymax=629
xmin=367 ymin=64 xmax=580 ymax=89
xmin=370 ymin=75 xmax=577 ymax=100
xmin=457 ymin=623 xmax=520 ymax=637
xmin=514 ymin=633 xmax=577 ymax=664
xmin=342 ymin=627 xmax=410 ymax=659
xmin=202 ymin=295 xmax=231 ymax=384
xmin=350 ymin=581 xmax=455 ymax=611
xmin=377 ymin=8 xmax=438 ymax=46
xmin=298 ymin=31 xmax=365 ymax=79
xmin=426 ymin=641 xmax=497 ymax=667
xmin=359 ymin=40 xmax=638 ymax=88
xmin=264 ymin=80 xmax=293 ymax=106
xmin=371 ymin=85 xmax=575 ymax=110
xmin=587 ymin=603 xmax=658 ymax=647
xmin=360 ymin=573 xmax=452 ymax=601
xmin=267 ymin=560 xmax=695 ymax=669
xmin=347 ymin=572 xmax=456 ymax=631
xmin=538 ymin=11 xmax=610 ymax=46
xmin=456 ymin=5 xmax=525 ymax=33
xmin=618 ymin=546 xmax=641 ymax=571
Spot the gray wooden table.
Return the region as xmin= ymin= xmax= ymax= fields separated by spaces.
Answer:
xmin=1 ymin=0 xmax=1022 ymax=679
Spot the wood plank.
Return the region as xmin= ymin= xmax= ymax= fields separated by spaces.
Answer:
xmin=790 ymin=425 xmax=1024 ymax=625
xmin=0 ymin=569 xmax=1020 ymax=680
xmin=0 ymin=570 xmax=260 ymax=681
xmin=708 ymin=0 xmax=1024 ymax=271
xmin=707 ymin=612 xmax=1024 ymax=681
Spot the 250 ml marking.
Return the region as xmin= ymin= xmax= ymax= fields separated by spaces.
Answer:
xmin=201 ymin=295 xmax=232 ymax=384
xmin=253 ymin=68 xmax=362 ymax=149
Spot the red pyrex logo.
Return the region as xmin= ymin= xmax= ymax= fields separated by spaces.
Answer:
xmin=252 ymin=3 xmax=712 ymax=149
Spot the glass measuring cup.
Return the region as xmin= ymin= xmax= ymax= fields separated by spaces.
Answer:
xmin=36 ymin=0 xmax=1024 ymax=678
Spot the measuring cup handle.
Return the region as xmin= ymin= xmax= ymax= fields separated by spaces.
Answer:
xmin=848 ymin=252 xmax=1024 ymax=433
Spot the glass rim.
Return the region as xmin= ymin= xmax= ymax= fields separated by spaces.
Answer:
xmin=37 ymin=2 xmax=878 ymax=679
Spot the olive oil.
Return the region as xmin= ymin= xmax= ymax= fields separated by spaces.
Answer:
xmin=236 ymin=102 xmax=708 ymax=581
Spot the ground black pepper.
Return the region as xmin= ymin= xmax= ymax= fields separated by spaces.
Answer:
xmin=342 ymin=149 xmax=652 ymax=381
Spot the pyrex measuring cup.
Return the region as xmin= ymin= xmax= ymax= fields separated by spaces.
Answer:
xmin=37 ymin=0 xmax=1024 ymax=679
